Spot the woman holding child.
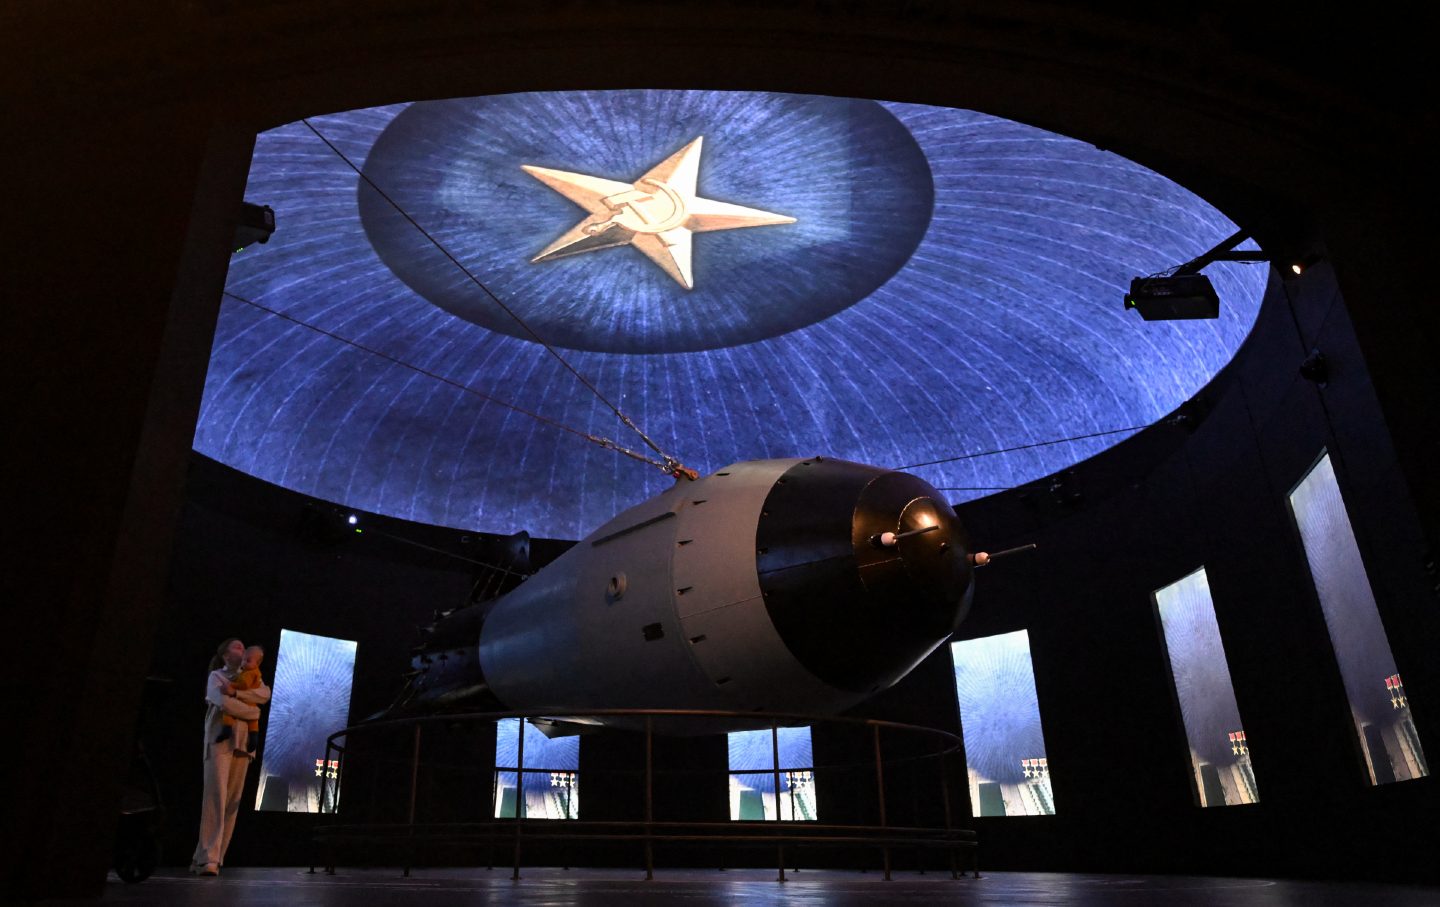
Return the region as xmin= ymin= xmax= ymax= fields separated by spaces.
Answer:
xmin=190 ymin=637 xmax=270 ymax=876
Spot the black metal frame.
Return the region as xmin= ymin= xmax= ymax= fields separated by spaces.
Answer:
xmin=310 ymin=708 xmax=979 ymax=882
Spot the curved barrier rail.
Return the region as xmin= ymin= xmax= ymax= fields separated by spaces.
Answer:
xmin=312 ymin=708 xmax=979 ymax=882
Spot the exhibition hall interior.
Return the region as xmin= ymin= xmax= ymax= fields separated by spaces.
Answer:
xmin=5 ymin=4 xmax=1437 ymax=905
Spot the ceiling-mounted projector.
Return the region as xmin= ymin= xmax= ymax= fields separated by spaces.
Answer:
xmin=1124 ymin=228 xmax=1271 ymax=321
xmin=1124 ymin=274 xmax=1220 ymax=321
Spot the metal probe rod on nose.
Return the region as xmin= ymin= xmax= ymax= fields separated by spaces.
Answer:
xmin=871 ymin=525 xmax=940 ymax=548
xmin=969 ymin=542 xmax=1038 ymax=567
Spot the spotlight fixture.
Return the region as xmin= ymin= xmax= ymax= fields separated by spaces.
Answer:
xmin=1283 ymin=250 xmax=1326 ymax=280
xmin=1126 ymin=228 xmax=1269 ymax=321
xmin=347 ymin=514 xmax=358 ymax=525
xmin=233 ymin=201 xmax=276 ymax=253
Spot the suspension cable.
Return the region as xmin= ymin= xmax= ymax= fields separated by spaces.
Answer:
xmin=229 ymin=287 xmax=1171 ymax=485
xmin=299 ymin=118 xmax=695 ymax=480
xmin=897 ymin=424 xmax=1150 ymax=471
xmin=222 ymin=291 xmax=677 ymax=474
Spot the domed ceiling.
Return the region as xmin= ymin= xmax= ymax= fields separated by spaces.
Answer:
xmin=197 ymin=90 xmax=1268 ymax=539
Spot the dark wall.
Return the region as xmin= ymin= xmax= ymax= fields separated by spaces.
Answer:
xmin=7 ymin=3 xmax=1437 ymax=899
xmin=144 ymin=454 xmax=475 ymax=866
xmin=139 ymin=259 xmax=1436 ymax=883
xmin=947 ymin=263 xmax=1437 ymax=881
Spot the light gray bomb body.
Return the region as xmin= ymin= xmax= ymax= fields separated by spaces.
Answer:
xmin=388 ymin=456 xmax=976 ymax=732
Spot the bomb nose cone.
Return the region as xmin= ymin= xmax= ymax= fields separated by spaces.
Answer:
xmin=756 ymin=459 xmax=974 ymax=694
xmin=855 ymin=478 xmax=972 ymax=624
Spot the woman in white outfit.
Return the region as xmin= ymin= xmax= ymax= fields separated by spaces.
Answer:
xmin=190 ymin=638 xmax=271 ymax=876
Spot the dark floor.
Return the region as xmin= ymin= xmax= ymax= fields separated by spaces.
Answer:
xmin=95 ymin=868 xmax=1440 ymax=906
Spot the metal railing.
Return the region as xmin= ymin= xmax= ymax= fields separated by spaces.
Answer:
xmin=311 ymin=708 xmax=979 ymax=882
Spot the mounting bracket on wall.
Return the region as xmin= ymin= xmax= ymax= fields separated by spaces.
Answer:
xmin=1300 ymin=349 xmax=1329 ymax=386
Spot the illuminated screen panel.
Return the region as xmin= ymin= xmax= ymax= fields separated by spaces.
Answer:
xmin=254 ymin=629 xmax=358 ymax=812
xmin=493 ymin=718 xmax=580 ymax=819
xmin=950 ymin=631 xmax=1053 ymax=816
xmin=198 ymin=89 xmax=1269 ymax=539
xmin=1155 ymin=568 xmax=1258 ymax=806
xmin=727 ymin=727 xmax=817 ymax=821
xmin=1289 ymin=453 xmax=1428 ymax=784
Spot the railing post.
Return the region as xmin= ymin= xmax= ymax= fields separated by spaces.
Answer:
xmin=310 ymin=736 xmax=329 ymax=874
xmin=487 ymin=734 xmax=496 ymax=871
xmin=331 ymin=747 xmax=345 ymax=817
xmin=911 ymin=757 xmax=922 ymax=875
xmin=404 ymin=724 xmax=421 ymax=878
xmin=939 ymin=747 xmax=959 ymax=880
xmin=772 ymin=725 xmax=786 ymax=882
xmin=872 ymin=723 xmax=891 ymax=881
xmin=328 ymin=743 xmax=345 ymax=874
xmin=644 ymin=716 xmax=655 ymax=880
xmin=561 ymin=771 xmax=573 ymax=871
xmin=513 ymin=719 xmax=525 ymax=880
xmin=787 ymin=770 xmax=801 ymax=874
xmin=359 ymin=752 xmax=378 ymax=875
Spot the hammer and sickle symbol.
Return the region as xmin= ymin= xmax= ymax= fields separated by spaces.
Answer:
xmin=583 ymin=179 xmax=688 ymax=236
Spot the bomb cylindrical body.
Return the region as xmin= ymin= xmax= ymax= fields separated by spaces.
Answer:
xmin=472 ymin=457 xmax=973 ymax=727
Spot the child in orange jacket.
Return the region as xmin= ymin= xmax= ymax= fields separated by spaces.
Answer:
xmin=215 ymin=645 xmax=266 ymax=755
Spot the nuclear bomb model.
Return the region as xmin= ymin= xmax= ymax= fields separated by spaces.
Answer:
xmin=385 ymin=456 xmax=976 ymax=732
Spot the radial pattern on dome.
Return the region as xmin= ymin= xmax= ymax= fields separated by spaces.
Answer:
xmin=197 ymin=89 xmax=1268 ymax=538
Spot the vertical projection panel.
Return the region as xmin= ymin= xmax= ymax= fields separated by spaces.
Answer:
xmin=1155 ymin=568 xmax=1258 ymax=806
xmin=727 ymin=726 xmax=817 ymax=820
xmin=1289 ymin=452 xmax=1428 ymax=784
xmin=493 ymin=718 xmax=580 ymax=819
xmin=254 ymin=629 xmax=358 ymax=812
xmin=950 ymin=631 xmax=1054 ymax=816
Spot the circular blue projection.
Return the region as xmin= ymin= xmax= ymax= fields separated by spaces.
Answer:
xmin=201 ymin=91 xmax=1268 ymax=539
xmin=359 ymin=92 xmax=933 ymax=353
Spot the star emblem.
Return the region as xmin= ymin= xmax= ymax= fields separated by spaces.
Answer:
xmin=521 ymin=136 xmax=796 ymax=289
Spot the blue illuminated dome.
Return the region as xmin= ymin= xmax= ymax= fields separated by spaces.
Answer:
xmin=198 ymin=89 xmax=1267 ymax=539
xmin=359 ymin=93 xmax=933 ymax=353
